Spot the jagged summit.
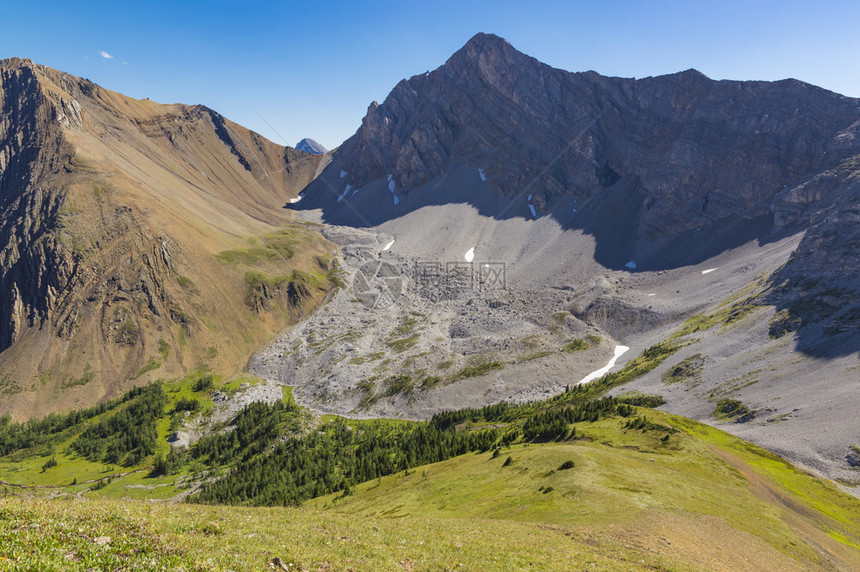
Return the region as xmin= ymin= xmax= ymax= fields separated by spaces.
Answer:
xmin=332 ymin=33 xmax=860 ymax=233
xmin=296 ymin=138 xmax=327 ymax=154
xmin=446 ymin=32 xmax=518 ymax=60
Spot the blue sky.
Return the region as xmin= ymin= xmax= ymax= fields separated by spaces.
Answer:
xmin=2 ymin=1 xmax=857 ymax=150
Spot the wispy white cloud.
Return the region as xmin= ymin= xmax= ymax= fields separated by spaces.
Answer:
xmin=100 ymin=51 xmax=114 ymax=59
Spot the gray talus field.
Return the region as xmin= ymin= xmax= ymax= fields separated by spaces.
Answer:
xmin=259 ymin=32 xmax=859 ymax=496
xmin=249 ymin=159 xmax=860 ymax=495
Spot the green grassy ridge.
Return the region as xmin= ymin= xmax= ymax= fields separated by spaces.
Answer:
xmin=668 ymin=415 xmax=860 ymax=548
xmin=6 ymin=406 xmax=855 ymax=570
xmin=1 ymin=403 xmax=858 ymax=569
xmin=310 ymin=408 xmax=860 ymax=565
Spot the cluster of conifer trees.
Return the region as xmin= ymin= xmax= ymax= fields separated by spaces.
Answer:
xmin=191 ymin=417 xmax=499 ymax=506
xmin=193 ymin=400 xmax=301 ymax=465
xmin=0 ymin=385 xmax=153 ymax=457
xmin=69 ymin=384 xmax=168 ymax=466
xmin=188 ymin=395 xmax=640 ymax=506
xmin=623 ymin=415 xmax=677 ymax=433
xmin=521 ymin=398 xmax=633 ymax=441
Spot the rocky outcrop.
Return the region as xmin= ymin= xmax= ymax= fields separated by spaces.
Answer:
xmin=0 ymin=60 xmax=70 ymax=207
xmin=760 ymin=154 xmax=860 ymax=355
xmin=335 ymin=33 xmax=860 ymax=240
xmin=0 ymin=188 xmax=73 ymax=350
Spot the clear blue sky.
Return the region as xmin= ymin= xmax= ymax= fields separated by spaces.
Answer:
xmin=2 ymin=1 xmax=857 ymax=150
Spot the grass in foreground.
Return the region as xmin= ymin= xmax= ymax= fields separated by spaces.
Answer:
xmin=2 ymin=405 xmax=858 ymax=571
xmin=0 ymin=494 xmax=686 ymax=571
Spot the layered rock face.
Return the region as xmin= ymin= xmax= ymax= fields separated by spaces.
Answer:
xmin=336 ymin=33 xmax=860 ymax=239
xmin=0 ymin=60 xmax=76 ymax=352
xmin=0 ymin=58 xmax=331 ymax=418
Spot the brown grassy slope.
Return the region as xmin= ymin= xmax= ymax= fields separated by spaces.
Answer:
xmin=0 ymin=58 xmax=332 ymax=419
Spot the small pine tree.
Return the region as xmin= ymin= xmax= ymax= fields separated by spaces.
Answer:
xmin=502 ymin=456 xmax=513 ymax=467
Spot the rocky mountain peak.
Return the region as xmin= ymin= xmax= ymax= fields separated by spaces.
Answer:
xmin=446 ymin=33 xmax=518 ymax=64
xmin=296 ymin=138 xmax=327 ymax=154
xmin=333 ymin=34 xmax=860 ymax=244
xmin=441 ymin=33 xmax=538 ymax=90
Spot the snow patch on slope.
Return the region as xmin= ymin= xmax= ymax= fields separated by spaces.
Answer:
xmin=577 ymin=345 xmax=630 ymax=385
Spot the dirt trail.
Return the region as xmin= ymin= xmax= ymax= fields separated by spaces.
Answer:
xmin=710 ymin=445 xmax=860 ymax=571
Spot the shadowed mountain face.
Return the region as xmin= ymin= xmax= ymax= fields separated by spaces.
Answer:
xmin=0 ymin=58 xmax=334 ymax=418
xmin=297 ymin=33 xmax=860 ymax=356
xmin=333 ymin=34 xmax=860 ymax=239
xmin=761 ymin=156 xmax=860 ymax=356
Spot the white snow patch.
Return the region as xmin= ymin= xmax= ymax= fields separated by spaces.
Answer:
xmin=387 ymin=179 xmax=400 ymax=206
xmin=528 ymin=204 xmax=537 ymax=219
xmin=577 ymin=345 xmax=630 ymax=385
xmin=289 ymin=194 xmax=303 ymax=204
xmin=464 ymin=247 xmax=475 ymax=263
xmin=337 ymin=184 xmax=352 ymax=203
xmin=527 ymin=194 xmax=532 ymax=201
xmin=387 ymin=173 xmax=393 ymax=182
xmin=350 ymin=187 xmax=360 ymax=198
xmin=625 ymin=261 xmax=637 ymax=269
xmin=701 ymin=268 xmax=717 ymax=275
xmin=339 ymin=170 xmax=347 ymax=178
xmin=382 ymin=239 xmax=395 ymax=251
xmin=648 ymin=293 xmax=656 ymax=297
xmin=478 ymin=168 xmax=486 ymax=182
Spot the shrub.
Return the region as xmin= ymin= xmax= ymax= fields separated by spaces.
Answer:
xmin=174 ymin=397 xmax=200 ymax=413
xmin=562 ymin=338 xmax=588 ymax=352
xmin=118 ymin=320 xmax=139 ymax=345
xmin=558 ymin=460 xmax=575 ymax=470
xmin=193 ymin=375 xmax=214 ymax=393
xmin=502 ymin=456 xmax=513 ymax=467
xmin=713 ymin=399 xmax=749 ymax=418
xmin=452 ymin=360 xmax=504 ymax=381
